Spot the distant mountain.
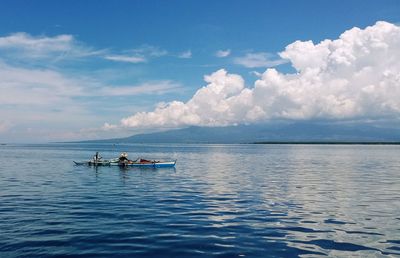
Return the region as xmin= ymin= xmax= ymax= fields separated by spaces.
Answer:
xmin=86 ymin=122 xmax=400 ymax=144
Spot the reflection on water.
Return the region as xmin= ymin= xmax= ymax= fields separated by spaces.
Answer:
xmin=0 ymin=143 xmax=399 ymax=257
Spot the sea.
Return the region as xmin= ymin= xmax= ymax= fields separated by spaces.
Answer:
xmin=0 ymin=143 xmax=399 ymax=257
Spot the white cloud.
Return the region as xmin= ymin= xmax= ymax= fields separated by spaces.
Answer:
xmin=100 ymin=81 xmax=182 ymax=96
xmin=101 ymin=123 xmax=119 ymax=131
xmin=0 ymin=33 xmax=167 ymax=65
xmin=0 ymin=61 xmax=181 ymax=105
xmin=0 ymin=32 xmax=99 ymax=60
xmin=234 ymin=52 xmax=287 ymax=68
xmin=178 ymin=50 xmax=192 ymax=59
xmin=136 ymin=45 xmax=167 ymax=57
xmin=0 ymin=61 xmax=104 ymax=141
xmin=0 ymin=33 xmax=176 ymax=141
xmin=215 ymin=49 xmax=231 ymax=58
xmin=120 ymin=69 xmax=246 ymax=128
xmin=0 ymin=60 xmax=183 ymax=141
xmin=0 ymin=32 xmax=73 ymax=50
xmin=104 ymin=54 xmax=146 ymax=63
xmin=0 ymin=62 xmax=85 ymax=106
xmin=104 ymin=45 xmax=167 ymax=63
xmin=117 ymin=21 xmax=400 ymax=129
xmin=250 ymin=71 xmax=262 ymax=77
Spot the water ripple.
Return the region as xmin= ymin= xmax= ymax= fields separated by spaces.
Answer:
xmin=0 ymin=144 xmax=399 ymax=257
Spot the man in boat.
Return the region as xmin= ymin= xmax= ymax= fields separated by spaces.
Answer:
xmin=118 ymin=152 xmax=129 ymax=165
xmin=93 ymin=152 xmax=102 ymax=162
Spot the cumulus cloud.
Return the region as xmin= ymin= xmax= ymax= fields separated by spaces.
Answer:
xmin=178 ymin=50 xmax=192 ymax=59
xmin=121 ymin=69 xmax=245 ymax=128
xmin=234 ymin=52 xmax=287 ymax=68
xmin=118 ymin=21 xmax=400 ymax=129
xmin=215 ymin=49 xmax=231 ymax=58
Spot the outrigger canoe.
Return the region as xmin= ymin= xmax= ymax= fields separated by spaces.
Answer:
xmin=74 ymin=158 xmax=176 ymax=168
xmin=73 ymin=160 xmax=114 ymax=166
xmin=111 ymin=159 xmax=177 ymax=168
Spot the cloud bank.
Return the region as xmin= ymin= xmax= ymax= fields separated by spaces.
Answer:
xmin=0 ymin=32 xmax=184 ymax=141
xmin=120 ymin=21 xmax=400 ymax=129
xmin=0 ymin=60 xmax=181 ymax=142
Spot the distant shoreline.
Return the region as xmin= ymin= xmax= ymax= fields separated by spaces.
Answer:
xmin=3 ymin=141 xmax=400 ymax=145
xmin=56 ymin=141 xmax=400 ymax=145
xmin=252 ymin=142 xmax=400 ymax=145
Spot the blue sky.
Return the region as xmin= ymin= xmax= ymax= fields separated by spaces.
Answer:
xmin=0 ymin=0 xmax=399 ymax=142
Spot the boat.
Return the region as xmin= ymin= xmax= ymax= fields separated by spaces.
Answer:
xmin=112 ymin=152 xmax=176 ymax=168
xmin=110 ymin=158 xmax=177 ymax=168
xmin=74 ymin=152 xmax=176 ymax=168
xmin=73 ymin=160 xmax=112 ymax=166
xmin=74 ymin=151 xmax=113 ymax=166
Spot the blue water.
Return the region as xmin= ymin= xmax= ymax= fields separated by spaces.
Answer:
xmin=0 ymin=143 xmax=399 ymax=257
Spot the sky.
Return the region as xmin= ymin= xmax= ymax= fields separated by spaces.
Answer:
xmin=0 ymin=0 xmax=399 ymax=142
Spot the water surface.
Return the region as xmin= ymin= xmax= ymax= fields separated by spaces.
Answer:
xmin=0 ymin=143 xmax=399 ymax=257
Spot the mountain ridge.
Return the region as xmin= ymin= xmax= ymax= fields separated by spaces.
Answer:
xmin=80 ymin=123 xmax=400 ymax=144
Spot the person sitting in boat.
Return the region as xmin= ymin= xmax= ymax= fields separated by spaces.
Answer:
xmin=119 ymin=152 xmax=129 ymax=162
xmin=93 ymin=152 xmax=102 ymax=162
